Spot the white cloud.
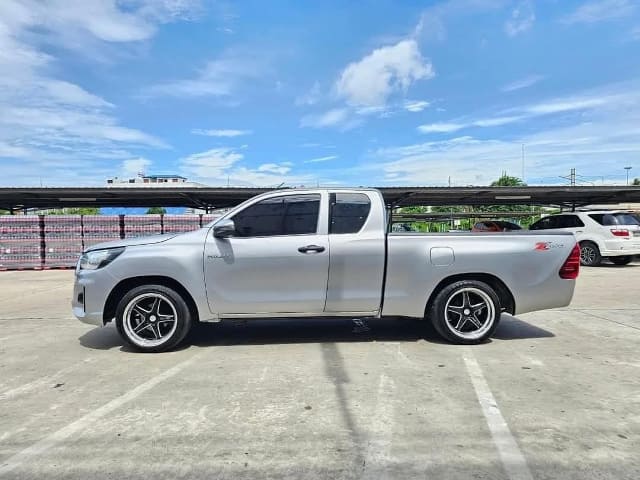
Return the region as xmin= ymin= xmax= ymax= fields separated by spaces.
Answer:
xmin=473 ymin=115 xmax=524 ymax=127
xmin=257 ymin=163 xmax=292 ymax=175
xmin=300 ymin=108 xmax=354 ymax=129
xmin=404 ymin=100 xmax=431 ymax=112
xmin=373 ymin=83 xmax=640 ymax=186
xmin=122 ymin=157 xmax=152 ymax=177
xmin=180 ymin=147 xmax=244 ymax=179
xmin=418 ymin=123 xmax=464 ymax=133
xmin=414 ymin=0 xmax=507 ymax=43
xmin=335 ymin=40 xmax=434 ymax=107
xmin=417 ymin=90 xmax=623 ymax=135
xmin=304 ymin=155 xmax=338 ymax=164
xmin=0 ymin=0 xmax=177 ymax=185
xmin=143 ymin=48 xmax=269 ymax=99
xmin=192 ymin=129 xmax=252 ymax=137
xmin=524 ymin=97 xmax=608 ymax=115
xmin=505 ymin=0 xmax=535 ymax=36
xmin=562 ymin=0 xmax=635 ymax=24
xmin=501 ymin=74 xmax=545 ymax=92
xmin=178 ymin=148 xmax=314 ymax=187
xmin=295 ymin=82 xmax=322 ymax=106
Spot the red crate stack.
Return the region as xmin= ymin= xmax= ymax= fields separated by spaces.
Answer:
xmin=124 ymin=215 xmax=162 ymax=238
xmin=82 ymin=215 xmax=121 ymax=249
xmin=201 ymin=214 xmax=221 ymax=226
xmin=43 ymin=216 xmax=83 ymax=268
xmin=163 ymin=215 xmax=202 ymax=234
xmin=0 ymin=216 xmax=42 ymax=270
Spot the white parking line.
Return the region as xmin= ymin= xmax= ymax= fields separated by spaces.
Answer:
xmin=463 ymin=349 xmax=534 ymax=480
xmin=0 ymin=352 xmax=202 ymax=477
xmin=362 ymin=373 xmax=396 ymax=479
xmin=0 ymin=358 xmax=94 ymax=400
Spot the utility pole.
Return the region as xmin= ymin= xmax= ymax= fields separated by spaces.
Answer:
xmin=521 ymin=144 xmax=525 ymax=182
xmin=624 ymin=166 xmax=632 ymax=185
xmin=559 ymin=168 xmax=576 ymax=186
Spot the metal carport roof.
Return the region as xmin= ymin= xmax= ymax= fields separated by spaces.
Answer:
xmin=1 ymin=185 xmax=639 ymax=211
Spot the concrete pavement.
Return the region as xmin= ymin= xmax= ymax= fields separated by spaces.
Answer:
xmin=0 ymin=265 xmax=639 ymax=479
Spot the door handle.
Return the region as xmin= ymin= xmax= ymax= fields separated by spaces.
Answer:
xmin=298 ymin=244 xmax=325 ymax=254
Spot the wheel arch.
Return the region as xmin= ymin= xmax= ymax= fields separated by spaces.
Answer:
xmin=103 ymin=276 xmax=199 ymax=325
xmin=424 ymin=273 xmax=515 ymax=316
xmin=578 ymin=237 xmax=604 ymax=254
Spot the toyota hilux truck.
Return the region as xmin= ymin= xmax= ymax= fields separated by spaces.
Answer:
xmin=72 ymin=188 xmax=580 ymax=352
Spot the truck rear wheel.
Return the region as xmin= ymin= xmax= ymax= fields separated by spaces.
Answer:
xmin=115 ymin=284 xmax=193 ymax=353
xmin=429 ymin=280 xmax=501 ymax=344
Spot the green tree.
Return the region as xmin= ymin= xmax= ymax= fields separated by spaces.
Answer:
xmin=47 ymin=207 xmax=100 ymax=215
xmin=146 ymin=207 xmax=167 ymax=214
xmin=633 ymin=178 xmax=640 ymax=186
xmin=490 ymin=174 xmax=526 ymax=187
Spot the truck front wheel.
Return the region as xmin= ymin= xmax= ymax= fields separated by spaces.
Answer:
xmin=429 ymin=280 xmax=501 ymax=344
xmin=115 ymin=284 xmax=193 ymax=353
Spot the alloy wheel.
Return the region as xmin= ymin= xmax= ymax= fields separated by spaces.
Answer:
xmin=122 ymin=293 xmax=178 ymax=348
xmin=444 ymin=287 xmax=496 ymax=340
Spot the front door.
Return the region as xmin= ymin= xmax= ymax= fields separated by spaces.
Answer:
xmin=204 ymin=193 xmax=329 ymax=315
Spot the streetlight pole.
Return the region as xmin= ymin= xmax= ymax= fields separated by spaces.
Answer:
xmin=624 ymin=166 xmax=632 ymax=185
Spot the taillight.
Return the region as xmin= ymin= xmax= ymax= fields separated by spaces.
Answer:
xmin=610 ymin=229 xmax=630 ymax=237
xmin=559 ymin=243 xmax=580 ymax=279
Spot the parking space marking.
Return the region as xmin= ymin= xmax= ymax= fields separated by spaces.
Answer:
xmin=0 ymin=352 xmax=203 ymax=477
xmin=362 ymin=373 xmax=396 ymax=479
xmin=0 ymin=358 xmax=94 ymax=400
xmin=463 ymin=349 xmax=533 ymax=480
xmin=577 ymin=310 xmax=640 ymax=332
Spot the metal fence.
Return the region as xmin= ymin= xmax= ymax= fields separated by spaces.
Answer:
xmin=0 ymin=214 xmax=218 ymax=270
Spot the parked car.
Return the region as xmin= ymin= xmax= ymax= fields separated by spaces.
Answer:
xmin=529 ymin=211 xmax=640 ymax=266
xmin=472 ymin=221 xmax=522 ymax=232
xmin=73 ymin=188 xmax=579 ymax=352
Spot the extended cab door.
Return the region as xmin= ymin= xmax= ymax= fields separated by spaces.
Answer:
xmin=324 ymin=192 xmax=386 ymax=313
xmin=204 ymin=192 xmax=330 ymax=315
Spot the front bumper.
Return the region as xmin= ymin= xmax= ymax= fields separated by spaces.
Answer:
xmin=72 ymin=268 xmax=118 ymax=327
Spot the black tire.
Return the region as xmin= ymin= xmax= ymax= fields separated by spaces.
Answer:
xmin=428 ymin=280 xmax=501 ymax=345
xmin=610 ymin=255 xmax=633 ymax=266
xmin=579 ymin=241 xmax=601 ymax=266
xmin=115 ymin=284 xmax=193 ymax=353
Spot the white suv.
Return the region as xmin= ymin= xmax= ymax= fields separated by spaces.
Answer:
xmin=529 ymin=211 xmax=640 ymax=266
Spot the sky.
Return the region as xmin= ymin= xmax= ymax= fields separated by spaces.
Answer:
xmin=0 ymin=0 xmax=639 ymax=188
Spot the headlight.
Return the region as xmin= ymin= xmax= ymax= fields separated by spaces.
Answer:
xmin=79 ymin=247 xmax=125 ymax=270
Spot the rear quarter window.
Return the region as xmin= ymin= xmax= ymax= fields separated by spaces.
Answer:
xmin=330 ymin=193 xmax=371 ymax=234
xmin=589 ymin=213 xmax=640 ymax=226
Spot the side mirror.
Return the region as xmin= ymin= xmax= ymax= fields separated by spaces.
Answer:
xmin=213 ymin=218 xmax=236 ymax=238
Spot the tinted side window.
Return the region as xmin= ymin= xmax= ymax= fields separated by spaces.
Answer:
xmin=330 ymin=193 xmax=371 ymax=234
xmin=232 ymin=194 xmax=320 ymax=237
xmin=589 ymin=213 xmax=640 ymax=226
xmin=530 ymin=217 xmax=551 ymax=230
xmin=557 ymin=215 xmax=585 ymax=228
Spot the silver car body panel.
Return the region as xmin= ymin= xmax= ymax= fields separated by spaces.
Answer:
xmin=72 ymin=188 xmax=577 ymax=327
xmin=383 ymin=232 xmax=576 ymax=317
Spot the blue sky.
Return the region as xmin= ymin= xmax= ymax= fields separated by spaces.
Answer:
xmin=1 ymin=0 xmax=639 ymax=188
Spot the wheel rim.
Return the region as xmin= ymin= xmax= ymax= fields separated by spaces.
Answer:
xmin=580 ymin=246 xmax=596 ymax=265
xmin=444 ymin=287 xmax=496 ymax=340
xmin=123 ymin=293 xmax=178 ymax=348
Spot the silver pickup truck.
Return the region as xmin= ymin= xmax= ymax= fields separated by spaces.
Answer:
xmin=73 ymin=188 xmax=580 ymax=352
